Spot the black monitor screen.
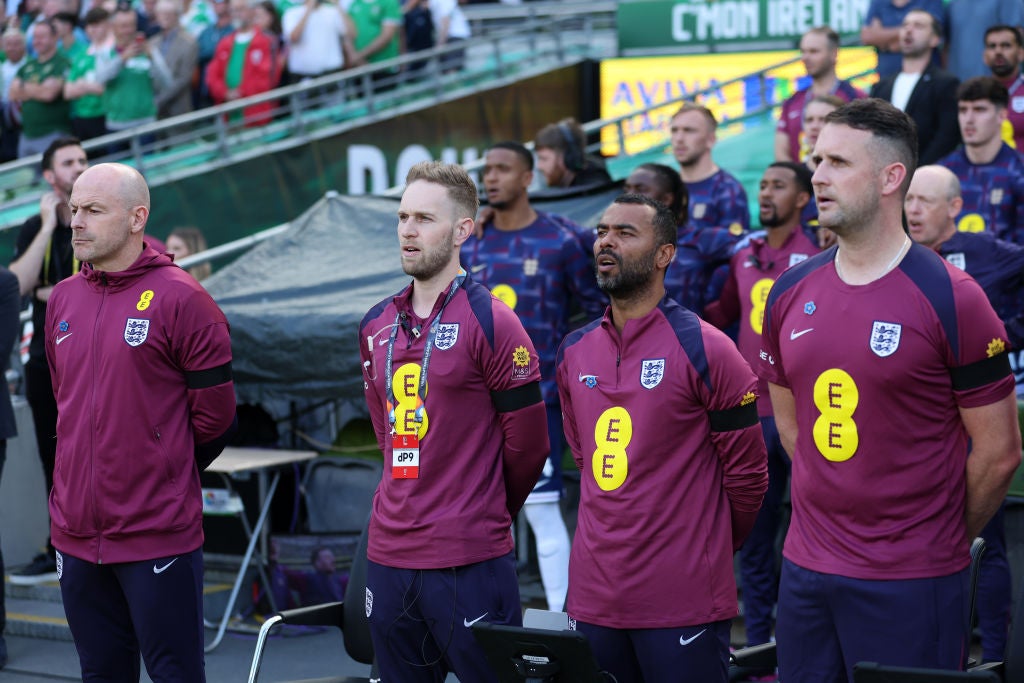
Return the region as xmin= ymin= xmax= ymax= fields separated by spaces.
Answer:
xmin=471 ymin=623 xmax=607 ymax=683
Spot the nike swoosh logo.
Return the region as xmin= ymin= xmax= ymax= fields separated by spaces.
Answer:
xmin=464 ymin=613 xmax=487 ymax=627
xmin=679 ymin=629 xmax=706 ymax=646
xmin=743 ymin=261 xmax=755 ymax=268
xmin=55 ymin=333 xmax=73 ymax=345
xmin=153 ymin=558 xmax=178 ymax=574
xmin=790 ymin=328 xmax=814 ymax=340
xmin=471 ymin=264 xmax=487 ymax=273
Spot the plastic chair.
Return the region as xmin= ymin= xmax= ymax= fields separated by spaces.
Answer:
xmin=301 ymin=457 xmax=382 ymax=534
xmin=247 ymin=517 xmax=375 ymax=683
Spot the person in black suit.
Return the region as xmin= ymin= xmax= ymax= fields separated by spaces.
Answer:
xmin=0 ymin=266 xmax=22 ymax=669
xmin=871 ymin=9 xmax=961 ymax=164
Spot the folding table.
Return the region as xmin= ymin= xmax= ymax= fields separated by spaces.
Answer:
xmin=203 ymin=447 xmax=317 ymax=653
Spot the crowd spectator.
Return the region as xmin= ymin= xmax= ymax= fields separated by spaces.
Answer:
xmin=281 ymin=0 xmax=352 ymax=85
xmin=134 ymin=0 xmax=161 ymax=37
xmin=9 ymin=20 xmax=71 ymax=158
xmin=194 ymin=0 xmax=231 ymax=107
xmin=776 ymin=26 xmax=864 ymax=164
xmin=63 ymin=6 xmax=108 ymax=141
xmin=0 ymin=28 xmax=27 ymax=162
xmin=181 ymin=0 xmax=216 ymax=37
xmin=945 ymin=0 xmax=1024 ymax=82
xmin=870 ymin=9 xmax=960 ymax=165
xmin=52 ymin=10 xmax=84 ymax=59
xmin=205 ymin=0 xmax=281 ymax=126
xmin=166 ymin=225 xmax=211 ymax=280
xmin=983 ymin=24 xmax=1024 ymax=149
xmin=534 ymin=117 xmax=612 ymax=189
xmin=147 ymin=0 xmax=197 ymax=119
xmin=860 ymin=0 xmax=943 ymax=79
xmin=253 ymin=0 xmax=283 ymax=53
xmin=343 ymin=0 xmax=399 ymax=80
xmin=278 ymin=547 xmax=349 ymax=606
xmin=99 ymin=6 xmax=170 ymax=136
xmin=430 ymin=0 xmax=469 ymax=72
xmin=401 ymin=0 xmax=431 ymax=76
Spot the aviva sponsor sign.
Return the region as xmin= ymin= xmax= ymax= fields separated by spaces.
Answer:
xmin=618 ymin=0 xmax=869 ymax=53
xmin=599 ymin=47 xmax=878 ymax=155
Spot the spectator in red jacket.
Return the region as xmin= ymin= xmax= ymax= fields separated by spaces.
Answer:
xmin=204 ymin=0 xmax=280 ymax=126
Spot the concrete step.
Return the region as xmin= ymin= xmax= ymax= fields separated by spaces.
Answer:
xmin=6 ymin=595 xmax=72 ymax=642
xmin=3 ymin=562 xmax=259 ymax=645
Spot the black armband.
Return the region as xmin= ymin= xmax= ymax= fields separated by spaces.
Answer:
xmin=491 ymin=381 xmax=542 ymax=413
xmin=708 ymin=400 xmax=758 ymax=433
xmin=185 ymin=361 xmax=233 ymax=390
xmin=950 ymin=353 xmax=1012 ymax=392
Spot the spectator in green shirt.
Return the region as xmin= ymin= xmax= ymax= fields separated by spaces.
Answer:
xmin=343 ymin=0 xmax=400 ymax=79
xmin=63 ymin=7 xmax=110 ymax=142
xmin=8 ymin=20 xmax=70 ymax=158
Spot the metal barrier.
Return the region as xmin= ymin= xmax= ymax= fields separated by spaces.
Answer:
xmin=0 ymin=1 xmax=617 ymax=232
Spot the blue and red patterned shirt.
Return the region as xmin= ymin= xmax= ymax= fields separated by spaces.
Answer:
xmin=686 ymin=168 xmax=751 ymax=235
xmin=938 ymin=143 xmax=1024 ymax=244
xmin=664 ymin=223 xmax=741 ymax=314
xmin=461 ymin=212 xmax=606 ymax=405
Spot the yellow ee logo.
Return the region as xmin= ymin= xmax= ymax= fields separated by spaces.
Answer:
xmin=491 ymin=284 xmax=517 ymax=310
xmin=592 ymin=407 xmax=632 ymax=491
xmin=136 ymin=290 xmax=155 ymax=311
xmin=749 ymin=278 xmax=774 ymax=335
xmin=957 ymin=213 xmax=986 ymax=233
xmin=392 ymin=362 xmax=428 ymax=438
xmin=812 ymin=369 xmax=859 ymax=462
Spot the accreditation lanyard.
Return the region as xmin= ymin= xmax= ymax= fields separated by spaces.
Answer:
xmin=383 ymin=270 xmax=467 ymax=432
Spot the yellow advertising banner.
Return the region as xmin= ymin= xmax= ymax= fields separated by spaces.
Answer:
xmin=599 ymin=47 xmax=879 ymax=156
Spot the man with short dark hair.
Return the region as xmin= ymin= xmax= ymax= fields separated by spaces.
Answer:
xmin=6 ymin=137 xmax=86 ymax=586
xmin=534 ymin=117 xmax=612 ymax=189
xmin=461 ymin=141 xmax=606 ymax=613
xmin=8 ymin=20 xmax=71 ymax=158
xmin=938 ymin=76 xmax=1024 ymax=244
xmin=704 ymin=161 xmax=819 ymax=653
xmin=359 ymin=161 xmax=549 ymax=682
xmin=870 ymin=9 xmax=961 ymax=164
xmin=760 ymin=98 xmax=1021 ymax=681
xmin=945 ymin=0 xmax=1024 ymax=81
xmin=983 ymin=24 xmax=1024 ymax=149
xmin=775 ymin=26 xmax=864 ymax=164
xmin=557 ymin=193 xmax=767 ymax=682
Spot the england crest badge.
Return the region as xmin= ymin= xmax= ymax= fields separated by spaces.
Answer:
xmin=870 ymin=321 xmax=901 ymax=357
xmin=434 ymin=323 xmax=459 ymax=350
xmin=640 ymin=358 xmax=665 ymax=389
xmin=365 ymin=587 xmax=373 ymax=617
xmin=124 ymin=318 xmax=150 ymax=347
